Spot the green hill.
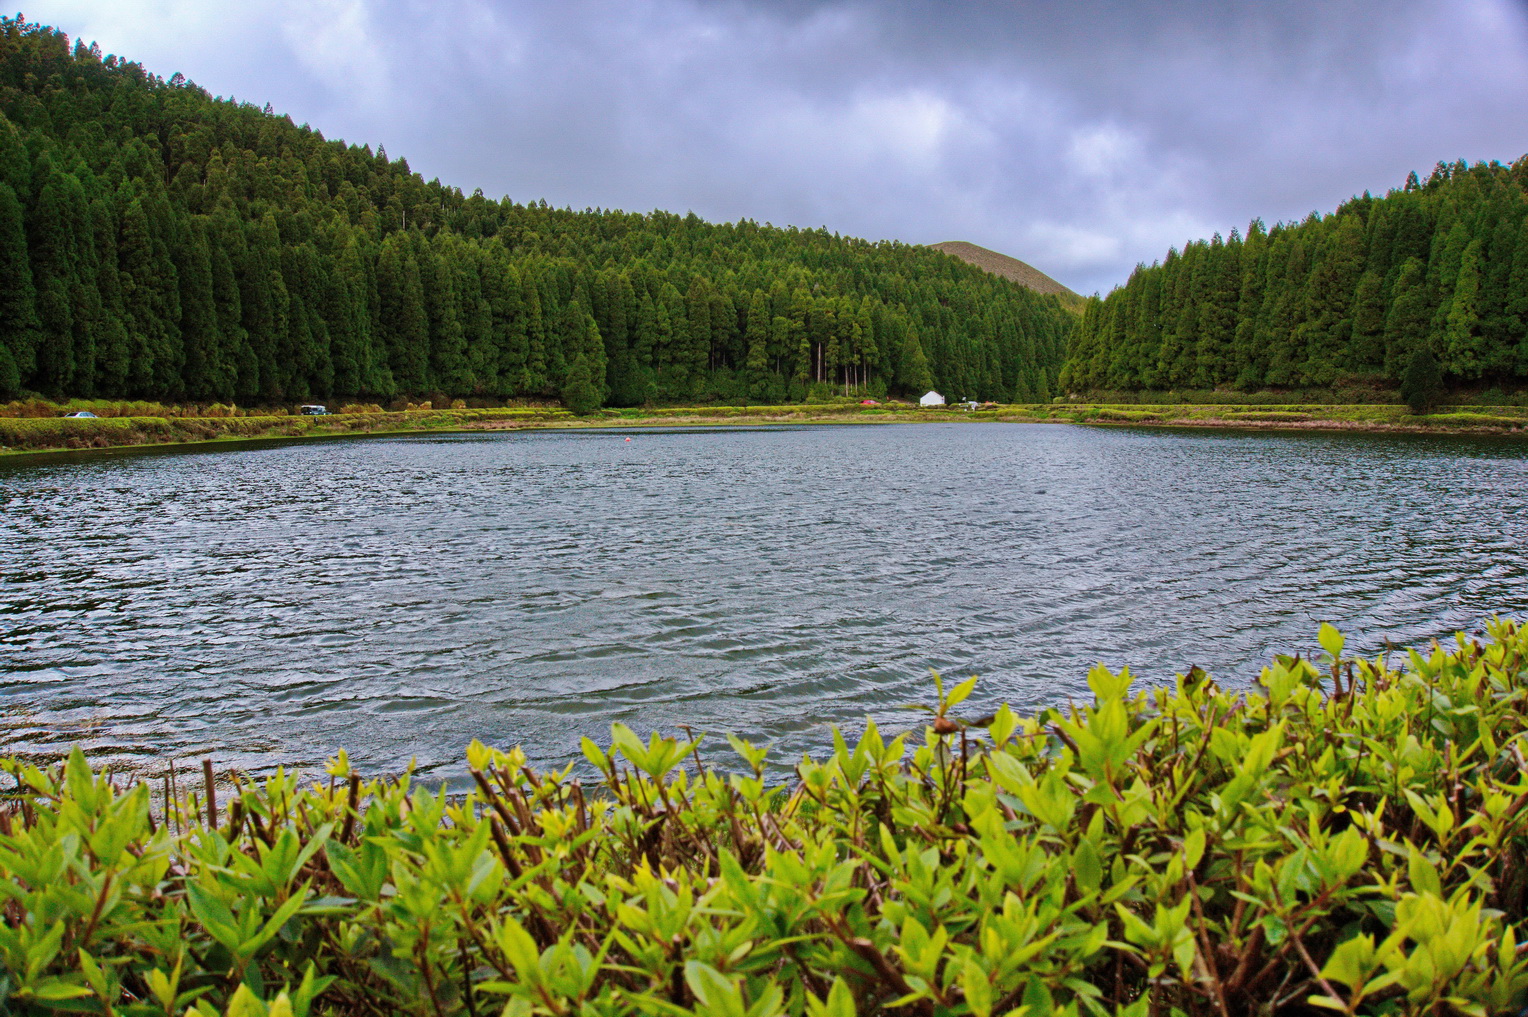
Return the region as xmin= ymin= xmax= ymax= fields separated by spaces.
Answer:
xmin=929 ymin=240 xmax=1080 ymax=303
xmin=0 ymin=15 xmax=1075 ymax=410
xmin=1062 ymin=158 xmax=1528 ymax=398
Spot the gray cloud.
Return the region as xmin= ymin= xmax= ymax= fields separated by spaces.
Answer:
xmin=32 ymin=0 xmax=1528 ymax=293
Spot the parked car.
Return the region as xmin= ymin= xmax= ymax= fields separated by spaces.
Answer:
xmin=298 ymin=404 xmax=329 ymax=415
xmin=63 ymin=411 xmax=98 ymax=418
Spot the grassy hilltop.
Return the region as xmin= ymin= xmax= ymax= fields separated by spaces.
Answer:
xmin=929 ymin=240 xmax=1082 ymax=304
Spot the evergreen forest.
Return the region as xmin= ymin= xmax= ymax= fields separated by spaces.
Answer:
xmin=0 ymin=17 xmax=1076 ymax=411
xmin=1062 ymin=156 xmax=1528 ymax=397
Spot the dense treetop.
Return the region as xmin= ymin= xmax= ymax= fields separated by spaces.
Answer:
xmin=1062 ymin=156 xmax=1528 ymax=397
xmin=0 ymin=16 xmax=1075 ymax=409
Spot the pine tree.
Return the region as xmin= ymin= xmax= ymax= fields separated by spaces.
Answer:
xmin=376 ymin=232 xmax=429 ymax=394
xmin=1507 ymin=217 xmax=1528 ymax=375
xmin=176 ymin=216 xmax=221 ymax=399
xmin=1297 ymin=215 xmax=1363 ymax=384
xmin=744 ymin=290 xmax=770 ymax=399
xmin=1384 ymin=258 xmax=1431 ymax=377
xmin=1348 ymin=270 xmax=1386 ymax=369
xmin=1400 ymin=345 xmax=1444 ymax=413
xmin=0 ymin=181 xmax=39 ymax=394
xmin=1442 ymin=238 xmax=1485 ymax=378
xmin=28 ymin=159 xmax=88 ymax=394
xmin=1193 ymin=233 xmax=1240 ymax=386
xmin=560 ymin=352 xmax=599 ymax=414
xmin=90 ymin=196 xmax=130 ymax=397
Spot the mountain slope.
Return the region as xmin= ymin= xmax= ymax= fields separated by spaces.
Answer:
xmin=929 ymin=241 xmax=1080 ymax=302
xmin=0 ymin=16 xmax=1075 ymax=408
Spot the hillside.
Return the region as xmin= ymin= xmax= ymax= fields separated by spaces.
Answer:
xmin=1062 ymin=157 xmax=1528 ymax=397
xmin=0 ymin=17 xmax=1074 ymax=411
xmin=929 ymin=240 xmax=1080 ymax=302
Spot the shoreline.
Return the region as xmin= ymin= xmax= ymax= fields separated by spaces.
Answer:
xmin=3 ymin=402 xmax=1527 ymax=459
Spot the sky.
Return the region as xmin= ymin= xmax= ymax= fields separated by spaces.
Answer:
xmin=27 ymin=0 xmax=1528 ymax=294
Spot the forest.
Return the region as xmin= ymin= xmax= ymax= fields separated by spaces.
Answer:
xmin=0 ymin=16 xmax=1076 ymax=412
xmin=1062 ymin=155 xmax=1528 ymax=399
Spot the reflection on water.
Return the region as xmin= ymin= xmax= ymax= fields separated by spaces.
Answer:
xmin=2 ymin=423 xmax=1526 ymax=786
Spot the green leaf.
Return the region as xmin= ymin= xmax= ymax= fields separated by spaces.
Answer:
xmin=1318 ymin=623 xmax=1345 ymax=659
xmin=946 ymin=676 xmax=978 ymax=711
xmin=685 ymin=961 xmax=743 ymax=1016
xmin=25 ymin=979 xmax=93 ymax=1002
xmin=185 ymin=883 xmax=242 ymax=952
xmin=1407 ymin=847 xmax=1443 ymax=898
xmin=580 ymin=737 xmax=609 ymax=772
xmin=1073 ymin=838 xmax=1103 ymax=893
xmin=1321 ymin=934 xmax=1375 ymax=989
xmin=1183 ymin=827 xmax=1206 ymax=870
xmin=960 ymin=957 xmax=993 ymax=1017
xmin=1086 ymin=663 xmax=1133 ymax=702
xmin=239 ymin=885 xmax=309 ymax=958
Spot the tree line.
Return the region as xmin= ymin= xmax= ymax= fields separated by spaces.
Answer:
xmin=0 ymin=17 xmax=1075 ymax=410
xmin=1062 ymin=156 xmax=1528 ymax=396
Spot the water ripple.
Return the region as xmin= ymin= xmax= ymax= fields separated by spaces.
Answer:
xmin=3 ymin=423 xmax=1527 ymax=785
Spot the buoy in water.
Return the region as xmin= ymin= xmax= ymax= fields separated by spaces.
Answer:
xmin=624 ymin=437 xmax=631 ymax=442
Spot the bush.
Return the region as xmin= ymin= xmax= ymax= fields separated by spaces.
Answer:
xmin=2 ymin=624 xmax=1528 ymax=1014
xmin=0 ymin=398 xmax=59 ymax=418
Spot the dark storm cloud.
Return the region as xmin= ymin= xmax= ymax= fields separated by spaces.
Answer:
xmin=39 ymin=0 xmax=1528 ymax=292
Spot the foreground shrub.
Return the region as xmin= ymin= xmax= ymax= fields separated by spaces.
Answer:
xmin=2 ymin=624 xmax=1528 ymax=1015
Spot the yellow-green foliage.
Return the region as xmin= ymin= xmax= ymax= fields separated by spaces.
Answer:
xmin=1088 ymin=408 xmax=1165 ymax=422
xmin=0 ymin=399 xmax=258 ymax=419
xmin=0 ymin=416 xmax=311 ymax=451
xmin=3 ymin=624 xmax=1528 ymax=1015
xmin=1219 ymin=410 xmax=1314 ymax=422
xmin=1420 ymin=412 xmax=1527 ymax=428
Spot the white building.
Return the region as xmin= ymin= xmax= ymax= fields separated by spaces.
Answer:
xmin=919 ymin=391 xmax=945 ymax=407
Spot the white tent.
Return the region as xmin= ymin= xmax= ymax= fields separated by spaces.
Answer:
xmin=919 ymin=391 xmax=945 ymax=407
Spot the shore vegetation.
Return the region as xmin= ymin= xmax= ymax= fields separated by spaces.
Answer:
xmin=3 ymin=623 xmax=1527 ymax=1015
xmin=5 ymin=398 xmax=1528 ymax=456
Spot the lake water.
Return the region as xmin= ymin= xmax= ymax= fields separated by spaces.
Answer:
xmin=2 ymin=422 xmax=1526 ymax=785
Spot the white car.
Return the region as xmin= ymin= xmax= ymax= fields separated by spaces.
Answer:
xmin=63 ymin=411 xmax=98 ymax=418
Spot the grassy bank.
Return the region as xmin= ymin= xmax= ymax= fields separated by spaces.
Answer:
xmin=1016 ymin=401 xmax=1528 ymax=432
xmin=4 ymin=400 xmax=1528 ymax=456
xmin=0 ymin=407 xmax=575 ymax=455
xmin=3 ymin=623 xmax=1527 ymax=1015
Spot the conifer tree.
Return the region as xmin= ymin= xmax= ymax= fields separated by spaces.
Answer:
xmin=1400 ymin=345 xmax=1444 ymax=413
xmin=1298 ymin=215 xmax=1363 ymax=384
xmin=176 ymin=216 xmax=221 ymax=399
xmin=1442 ymin=238 xmax=1485 ymax=377
xmin=1384 ymin=258 xmax=1431 ymax=377
xmin=0 ymin=181 xmax=39 ymax=395
xmin=744 ymin=290 xmax=770 ymax=399
xmin=560 ymin=353 xmax=599 ymax=415
xmin=376 ymin=233 xmax=429 ymax=395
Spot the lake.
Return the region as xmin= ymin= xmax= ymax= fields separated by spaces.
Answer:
xmin=2 ymin=422 xmax=1526 ymax=785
